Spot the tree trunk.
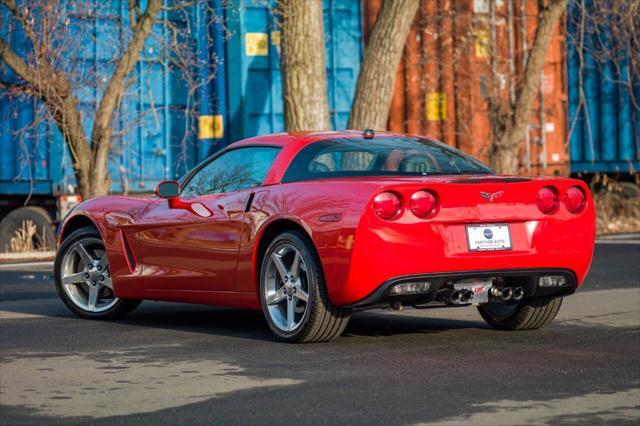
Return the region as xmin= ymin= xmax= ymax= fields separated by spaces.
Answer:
xmin=489 ymin=0 xmax=568 ymax=174
xmin=45 ymin=88 xmax=94 ymax=199
xmin=90 ymin=0 xmax=162 ymax=196
xmin=280 ymin=0 xmax=329 ymax=131
xmin=348 ymin=0 xmax=420 ymax=131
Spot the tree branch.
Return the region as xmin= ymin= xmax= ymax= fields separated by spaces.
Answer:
xmin=128 ymin=0 xmax=140 ymax=29
xmin=90 ymin=0 xmax=162 ymax=193
xmin=0 ymin=37 xmax=38 ymax=84
xmin=1 ymin=0 xmax=43 ymax=61
xmin=506 ymin=0 xmax=568 ymax=147
xmin=490 ymin=0 xmax=568 ymax=173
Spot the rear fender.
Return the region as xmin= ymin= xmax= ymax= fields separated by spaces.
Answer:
xmin=240 ymin=183 xmax=375 ymax=302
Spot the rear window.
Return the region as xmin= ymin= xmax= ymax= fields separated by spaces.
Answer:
xmin=282 ymin=137 xmax=493 ymax=182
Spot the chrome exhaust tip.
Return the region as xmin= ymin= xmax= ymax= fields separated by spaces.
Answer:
xmin=501 ymin=287 xmax=513 ymax=301
xmin=460 ymin=290 xmax=474 ymax=303
xmin=490 ymin=286 xmax=513 ymax=301
xmin=436 ymin=289 xmax=464 ymax=305
xmin=512 ymin=287 xmax=525 ymax=301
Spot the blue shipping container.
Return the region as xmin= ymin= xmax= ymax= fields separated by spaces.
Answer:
xmin=0 ymin=0 xmax=363 ymax=196
xmin=567 ymin=1 xmax=640 ymax=174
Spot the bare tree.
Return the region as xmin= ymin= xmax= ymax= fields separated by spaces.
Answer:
xmin=0 ymin=0 xmax=167 ymax=199
xmin=488 ymin=0 xmax=568 ymax=173
xmin=348 ymin=0 xmax=420 ymax=131
xmin=359 ymin=1 xmax=576 ymax=175
xmin=279 ymin=0 xmax=330 ymax=131
xmin=1 ymin=0 xmax=222 ymax=200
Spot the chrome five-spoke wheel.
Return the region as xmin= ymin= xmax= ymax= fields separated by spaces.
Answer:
xmin=259 ymin=231 xmax=351 ymax=343
xmin=55 ymin=227 xmax=140 ymax=319
xmin=263 ymin=243 xmax=310 ymax=332
xmin=60 ymin=236 xmax=118 ymax=313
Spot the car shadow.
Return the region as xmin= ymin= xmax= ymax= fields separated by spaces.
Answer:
xmin=1 ymin=293 xmax=488 ymax=342
xmin=344 ymin=310 xmax=489 ymax=338
xmin=111 ymin=302 xmax=488 ymax=341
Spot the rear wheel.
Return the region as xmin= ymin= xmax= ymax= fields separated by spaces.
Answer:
xmin=259 ymin=231 xmax=351 ymax=343
xmin=54 ymin=227 xmax=141 ymax=319
xmin=478 ymin=296 xmax=563 ymax=330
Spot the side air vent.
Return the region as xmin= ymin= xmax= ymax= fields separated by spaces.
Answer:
xmin=120 ymin=229 xmax=136 ymax=273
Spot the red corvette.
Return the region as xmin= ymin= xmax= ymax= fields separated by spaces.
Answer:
xmin=54 ymin=130 xmax=595 ymax=342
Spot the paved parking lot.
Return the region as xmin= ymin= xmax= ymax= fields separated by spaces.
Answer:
xmin=1 ymin=242 xmax=639 ymax=425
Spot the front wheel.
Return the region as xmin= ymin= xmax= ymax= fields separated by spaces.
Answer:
xmin=54 ymin=227 xmax=141 ymax=319
xmin=478 ymin=296 xmax=563 ymax=330
xmin=259 ymin=231 xmax=351 ymax=343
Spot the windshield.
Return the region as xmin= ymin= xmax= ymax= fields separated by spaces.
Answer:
xmin=281 ymin=136 xmax=493 ymax=182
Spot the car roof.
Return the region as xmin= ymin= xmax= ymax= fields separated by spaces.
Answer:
xmin=227 ymin=130 xmax=437 ymax=186
xmin=229 ymin=130 xmax=418 ymax=149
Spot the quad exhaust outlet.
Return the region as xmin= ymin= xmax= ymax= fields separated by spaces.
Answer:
xmin=490 ymin=286 xmax=525 ymax=302
xmin=436 ymin=286 xmax=525 ymax=305
xmin=436 ymin=289 xmax=475 ymax=305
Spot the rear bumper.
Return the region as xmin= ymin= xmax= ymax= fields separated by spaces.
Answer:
xmin=321 ymin=176 xmax=595 ymax=307
xmin=345 ymin=268 xmax=577 ymax=309
xmin=327 ymin=216 xmax=594 ymax=306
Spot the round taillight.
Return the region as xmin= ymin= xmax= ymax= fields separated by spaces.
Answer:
xmin=373 ymin=192 xmax=401 ymax=220
xmin=536 ymin=186 xmax=558 ymax=214
xmin=410 ymin=190 xmax=438 ymax=218
xmin=564 ymin=186 xmax=586 ymax=213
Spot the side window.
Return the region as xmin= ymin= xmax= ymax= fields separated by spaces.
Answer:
xmin=181 ymin=147 xmax=280 ymax=197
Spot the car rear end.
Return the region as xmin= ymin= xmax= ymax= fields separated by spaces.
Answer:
xmin=336 ymin=175 xmax=595 ymax=309
xmin=278 ymin=131 xmax=595 ymax=319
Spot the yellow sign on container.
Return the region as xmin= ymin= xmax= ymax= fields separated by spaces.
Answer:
xmin=475 ymin=30 xmax=489 ymax=58
xmin=245 ymin=33 xmax=269 ymax=56
xmin=426 ymin=92 xmax=447 ymax=121
xmin=198 ymin=115 xmax=224 ymax=139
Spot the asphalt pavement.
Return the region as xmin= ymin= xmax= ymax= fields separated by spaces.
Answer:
xmin=1 ymin=241 xmax=639 ymax=425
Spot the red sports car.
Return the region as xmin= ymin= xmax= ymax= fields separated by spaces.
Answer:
xmin=54 ymin=130 xmax=595 ymax=342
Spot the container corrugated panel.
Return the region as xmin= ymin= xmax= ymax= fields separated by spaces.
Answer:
xmin=226 ymin=0 xmax=362 ymax=142
xmin=363 ymin=0 xmax=570 ymax=176
xmin=0 ymin=0 xmax=199 ymax=195
xmin=0 ymin=17 xmax=56 ymax=195
xmin=567 ymin=0 xmax=640 ymax=174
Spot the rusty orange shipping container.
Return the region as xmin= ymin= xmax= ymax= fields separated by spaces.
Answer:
xmin=362 ymin=0 xmax=569 ymax=176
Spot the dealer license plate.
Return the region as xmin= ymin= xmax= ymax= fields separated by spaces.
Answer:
xmin=466 ymin=224 xmax=512 ymax=251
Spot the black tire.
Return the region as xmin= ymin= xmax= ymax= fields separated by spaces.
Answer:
xmin=478 ymin=296 xmax=563 ymax=330
xmin=54 ymin=226 xmax=141 ymax=319
xmin=0 ymin=206 xmax=56 ymax=253
xmin=259 ymin=231 xmax=351 ymax=343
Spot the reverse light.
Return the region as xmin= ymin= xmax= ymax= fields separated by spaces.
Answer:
xmin=373 ymin=192 xmax=401 ymax=220
xmin=539 ymin=275 xmax=568 ymax=287
xmin=410 ymin=190 xmax=439 ymax=218
xmin=536 ymin=186 xmax=558 ymax=214
xmin=389 ymin=281 xmax=432 ymax=295
xmin=564 ymin=186 xmax=586 ymax=214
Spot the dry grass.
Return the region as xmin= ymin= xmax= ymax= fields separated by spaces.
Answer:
xmin=595 ymin=190 xmax=640 ymax=235
xmin=8 ymin=220 xmax=50 ymax=253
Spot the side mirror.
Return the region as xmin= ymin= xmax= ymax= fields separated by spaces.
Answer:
xmin=154 ymin=180 xmax=180 ymax=199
